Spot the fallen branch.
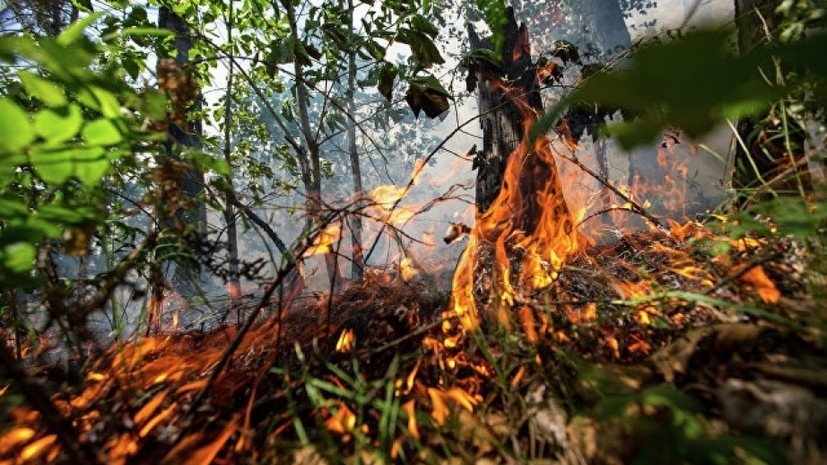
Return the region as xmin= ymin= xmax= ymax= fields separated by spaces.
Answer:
xmin=557 ymin=152 xmax=668 ymax=233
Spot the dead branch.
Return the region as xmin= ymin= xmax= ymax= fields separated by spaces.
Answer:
xmin=557 ymin=152 xmax=668 ymax=233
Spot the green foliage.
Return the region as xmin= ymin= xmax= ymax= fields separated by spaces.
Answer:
xmin=405 ymin=74 xmax=452 ymax=118
xmin=475 ymin=0 xmax=507 ymax=54
xmin=531 ymin=29 xmax=827 ymax=150
xmin=0 ymin=16 xmax=166 ymax=286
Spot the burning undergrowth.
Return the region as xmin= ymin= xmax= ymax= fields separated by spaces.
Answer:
xmin=1 ymin=209 xmax=820 ymax=464
xmin=2 ymin=15 xmax=826 ymax=465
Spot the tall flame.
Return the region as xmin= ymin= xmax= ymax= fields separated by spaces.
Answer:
xmin=450 ymin=78 xmax=586 ymax=330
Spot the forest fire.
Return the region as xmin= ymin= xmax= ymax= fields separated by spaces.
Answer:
xmin=2 ymin=2 xmax=824 ymax=464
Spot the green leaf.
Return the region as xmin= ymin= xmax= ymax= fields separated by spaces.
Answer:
xmin=18 ymin=71 xmax=67 ymax=107
xmin=405 ymin=74 xmax=451 ymax=118
xmin=57 ymin=11 xmax=105 ymax=46
xmin=532 ymin=29 xmax=784 ymax=149
xmin=0 ymin=98 xmax=35 ymax=151
xmin=190 ymin=151 xmax=231 ymax=176
xmin=476 ymin=0 xmax=507 ymax=54
xmin=377 ymin=64 xmax=396 ymax=102
xmin=396 ymin=28 xmax=444 ymax=68
xmin=91 ymin=87 xmax=121 ymax=118
xmin=30 ymin=146 xmax=107 ymax=185
xmin=82 ymin=119 xmax=124 ymax=145
xmin=140 ymin=90 xmax=168 ymax=120
xmin=34 ymin=104 xmax=84 ymax=144
xmin=120 ymin=27 xmax=175 ymax=37
xmin=410 ymin=14 xmax=439 ymax=38
xmin=2 ymin=242 xmax=36 ymax=273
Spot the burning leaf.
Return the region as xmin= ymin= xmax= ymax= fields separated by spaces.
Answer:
xmin=517 ymin=306 xmax=538 ymax=345
xmin=737 ymin=265 xmax=781 ymax=303
xmin=325 ymin=403 xmax=357 ymax=435
xmin=335 ymin=329 xmax=356 ymax=353
xmin=304 ymin=223 xmax=341 ymax=258
xmin=402 ymin=400 xmax=420 ymax=440
xmin=399 ymin=258 xmax=419 ymax=281
xmin=182 ymin=419 xmax=237 ymax=465
xmin=20 ymin=434 xmax=57 ymax=462
xmin=134 ymin=389 xmax=169 ymax=427
xmin=427 ymin=388 xmax=450 ymax=425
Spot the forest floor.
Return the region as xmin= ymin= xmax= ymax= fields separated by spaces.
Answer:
xmin=1 ymin=226 xmax=827 ymax=464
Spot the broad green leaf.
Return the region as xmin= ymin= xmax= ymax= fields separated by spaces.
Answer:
xmin=19 ymin=71 xmax=67 ymax=107
xmin=410 ymin=14 xmax=439 ymax=38
xmin=30 ymin=146 xmax=106 ymax=185
xmin=39 ymin=204 xmax=97 ymax=224
xmin=530 ymin=29 xmax=788 ymax=148
xmin=191 ymin=151 xmax=231 ymax=176
xmin=34 ymin=104 xmax=84 ymax=144
xmin=0 ymin=98 xmax=34 ymax=151
xmin=82 ymin=119 xmax=124 ymax=145
xmin=57 ymin=11 xmax=105 ymax=46
xmin=405 ymin=74 xmax=452 ymax=118
xmin=0 ymin=198 xmax=29 ymax=218
xmin=2 ymin=242 xmax=36 ymax=273
xmin=91 ymin=87 xmax=122 ymax=118
xmin=396 ymin=28 xmax=444 ymax=68
xmin=121 ymin=27 xmax=175 ymax=37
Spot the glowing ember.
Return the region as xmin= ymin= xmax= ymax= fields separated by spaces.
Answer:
xmin=325 ymin=403 xmax=357 ymax=435
xmin=398 ymin=257 xmax=419 ymax=281
xmin=335 ymin=328 xmax=356 ymax=352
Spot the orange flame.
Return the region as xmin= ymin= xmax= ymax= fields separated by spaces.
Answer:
xmin=335 ymin=329 xmax=355 ymax=352
xmin=449 ymin=77 xmax=586 ymax=330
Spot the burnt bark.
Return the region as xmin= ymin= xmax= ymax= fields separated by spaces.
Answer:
xmin=468 ymin=7 xmax=570 ymax=231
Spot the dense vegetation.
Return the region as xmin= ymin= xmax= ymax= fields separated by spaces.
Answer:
xmin=1 ymin=0 xmax=826 ymax=463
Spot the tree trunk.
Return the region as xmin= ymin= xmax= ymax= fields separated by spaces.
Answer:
xmin=222 ymin=1 xmax=241 ymax=298
xmin=285 ymin=0 xmax=343 ymax=290
xmin=346 ymin=0 xmax=365 ymax=279
xmin=468 ymin=7 xmax=570 ymax=231
xmin=158 ymin=7 xmax=208 ymax=298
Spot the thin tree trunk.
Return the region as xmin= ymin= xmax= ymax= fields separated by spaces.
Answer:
xmin=285 ymin=0 xmax=343 ymax=289
xmin=222 ymin=1 xmax=240 ymax=298
xmin=158 ymin=7 xmax=208 ymax=299
xmin=347 ymin=0 xmax=365 ymax=279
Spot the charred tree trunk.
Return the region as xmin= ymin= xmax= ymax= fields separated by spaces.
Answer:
xmin=468 ymin=7 xmax=570 ymax=230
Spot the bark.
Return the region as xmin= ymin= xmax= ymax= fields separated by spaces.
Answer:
xmin=468 ymin=7 xmax=570 ymax=231
xmin=158 ymin=7 xmax=208 ymax=297
xmin=222 ymin=2 xmax=240 ymax=298
xmin=346 ymin=0 xmax=365 ymax=279
xmin=285 ymin=0 xmax=343 ymax=289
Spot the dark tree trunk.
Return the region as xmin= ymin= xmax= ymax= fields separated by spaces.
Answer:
xmin=158 ymin=7 xmax=208 ymax=298
xmin=468 ymin=7 xmax=570 ymax=231
xmin=222 ymin=1 xmax=240 ymax=298
xmin=347 ymin=0 xmax=365 ymax=279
